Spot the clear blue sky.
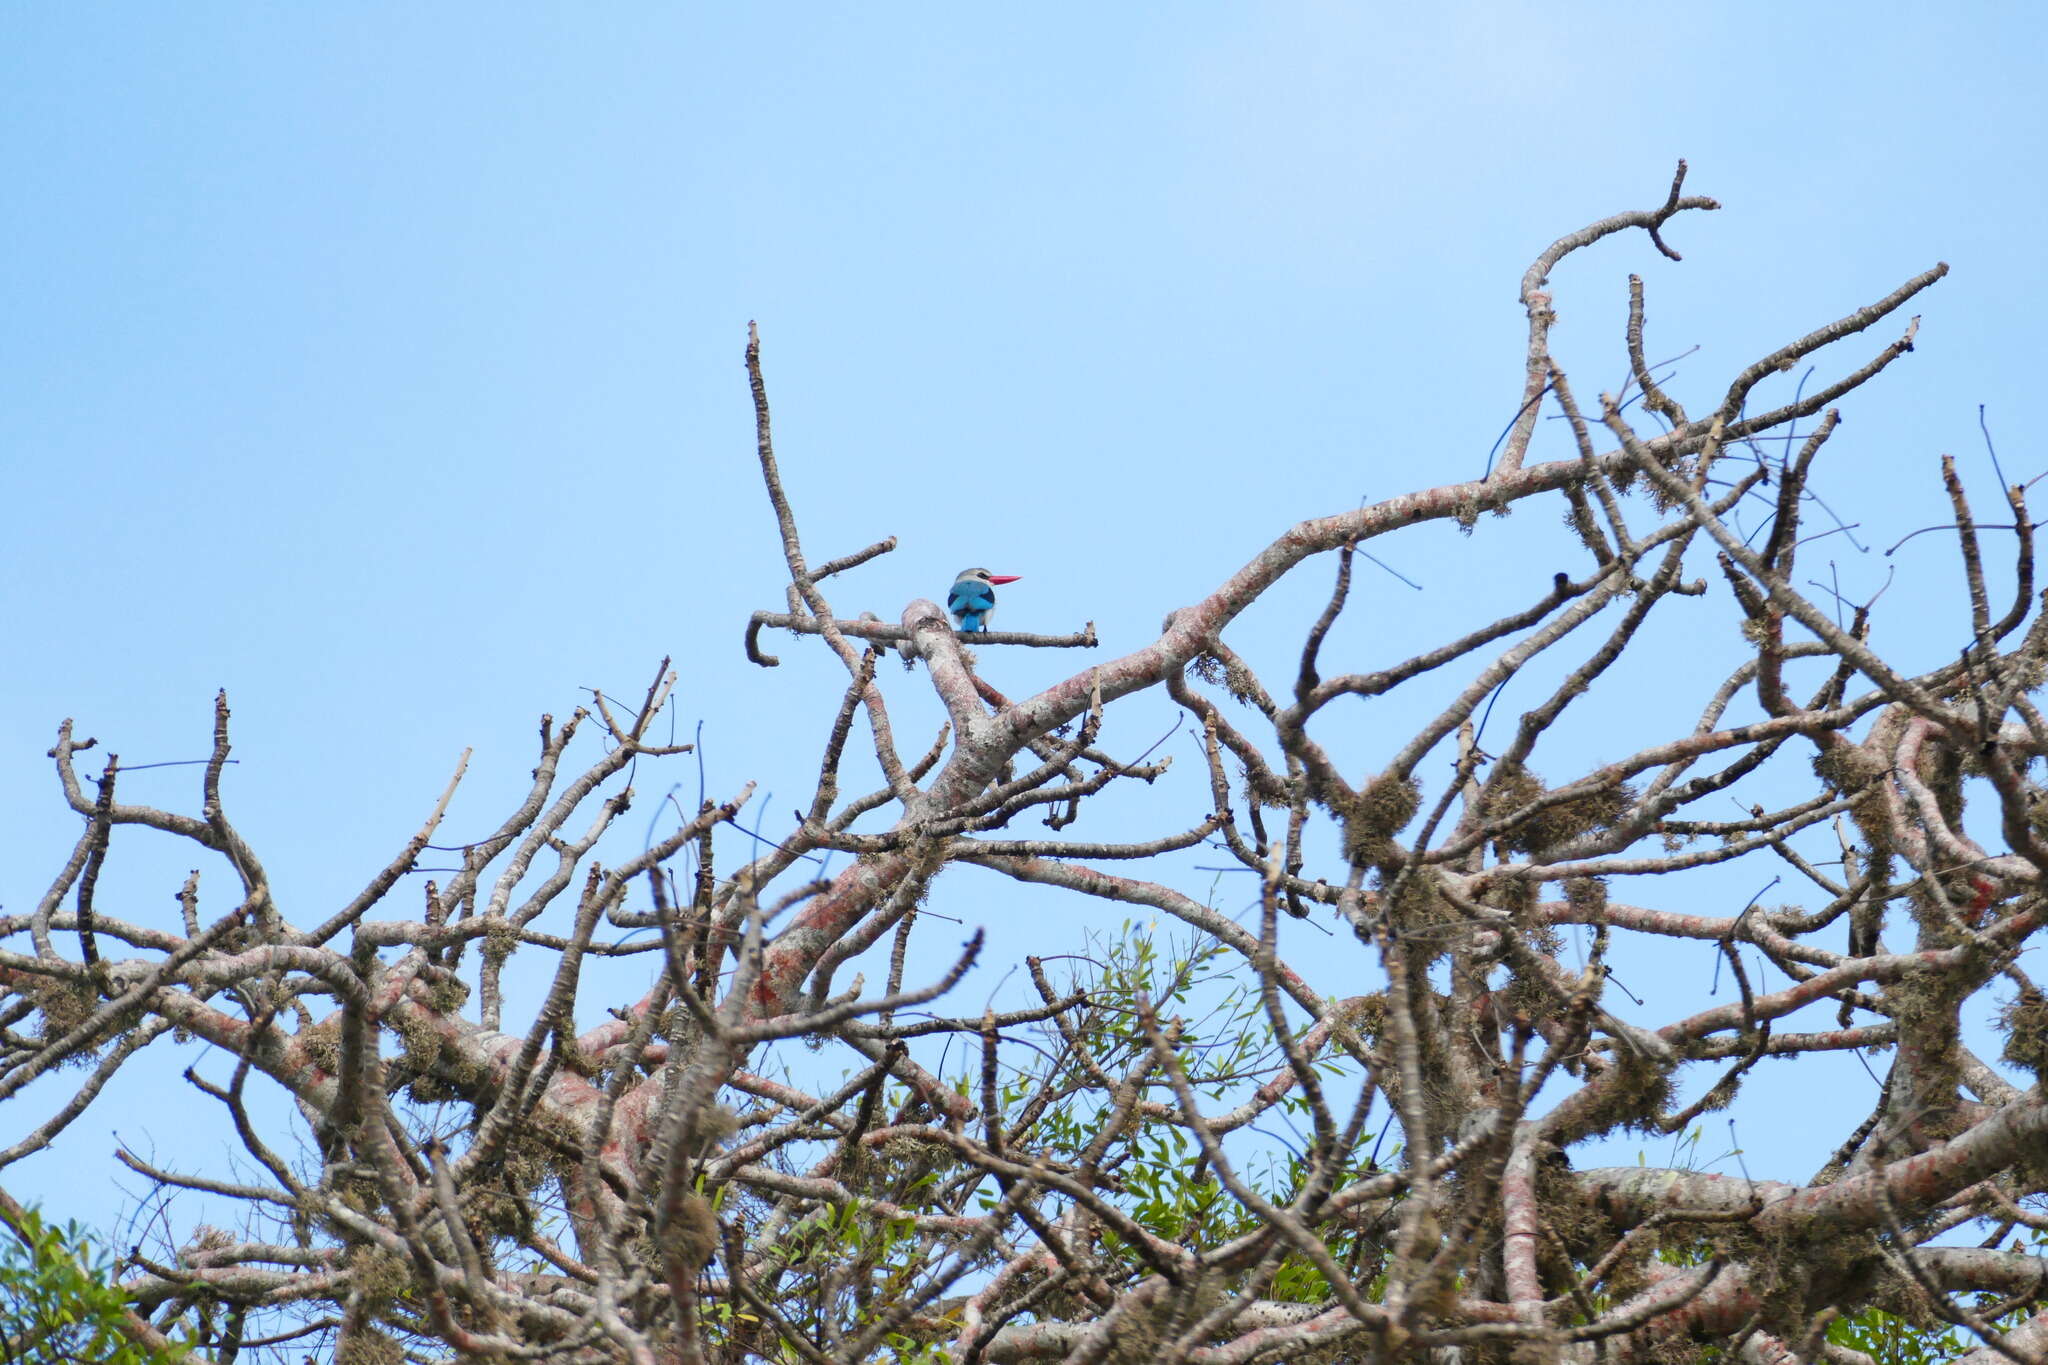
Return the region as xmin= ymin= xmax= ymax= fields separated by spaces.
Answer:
xmin=4 ymin=4 xmax=2044 ymax=1233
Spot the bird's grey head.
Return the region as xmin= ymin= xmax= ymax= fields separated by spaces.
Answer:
xmin=955 ymin=567 xmax=995 ymax=584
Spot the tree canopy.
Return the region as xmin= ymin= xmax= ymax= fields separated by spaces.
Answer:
xmin=5 ymin=166 xmax=2046 ymax=1364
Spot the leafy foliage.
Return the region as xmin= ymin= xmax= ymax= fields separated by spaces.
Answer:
xmin=0 ymin=1205 xmax=186 ymax=1365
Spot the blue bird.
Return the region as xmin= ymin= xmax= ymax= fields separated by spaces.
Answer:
xmin=947 ymin=567 xmax=1021 ymax=633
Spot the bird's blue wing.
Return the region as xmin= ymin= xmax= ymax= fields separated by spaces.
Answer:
xmin=948 ymin=580 xmax=996 ymax=632
xmin=948 ymin=581 xmax=994 ymax=613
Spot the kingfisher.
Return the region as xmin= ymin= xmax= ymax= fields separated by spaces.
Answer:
xmin=947 ymin=567 xmax=1021 ymax=633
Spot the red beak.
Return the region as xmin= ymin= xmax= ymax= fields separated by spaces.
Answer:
xmin=988 ymin=574 xmax=1021 ymax=585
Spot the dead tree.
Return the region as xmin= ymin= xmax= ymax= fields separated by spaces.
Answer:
xmin=7 ymin=164 xmax=2047 ymax=1364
